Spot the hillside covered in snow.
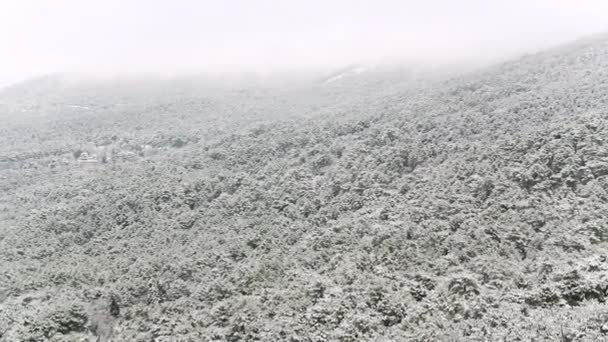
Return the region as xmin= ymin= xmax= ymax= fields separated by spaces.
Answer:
xmin=2 ymin=34 xmax=608 ymax=341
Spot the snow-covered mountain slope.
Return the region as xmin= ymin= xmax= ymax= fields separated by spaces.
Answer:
xmin=2 ymin=34 xmax=608 ymax=341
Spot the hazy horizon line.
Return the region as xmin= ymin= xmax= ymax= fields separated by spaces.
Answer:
xmin=2 ymin=30 xmax=608 ymax=91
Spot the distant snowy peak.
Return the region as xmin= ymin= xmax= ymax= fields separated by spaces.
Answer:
xmin=321 ymin=65 xmax=371 ymax=84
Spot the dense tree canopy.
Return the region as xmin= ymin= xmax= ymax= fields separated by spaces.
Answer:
xmin=2 ymin=36 xmax=608 ymax=341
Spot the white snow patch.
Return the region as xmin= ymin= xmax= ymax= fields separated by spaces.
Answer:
xmin=322 ymin=65 xmax=369 ymax=84
xmin=66 ymin=104 xmax=91 ymax=110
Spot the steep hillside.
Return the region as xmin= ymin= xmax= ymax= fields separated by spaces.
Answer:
xmin=2 ymin=35 xmax=608 ymax=341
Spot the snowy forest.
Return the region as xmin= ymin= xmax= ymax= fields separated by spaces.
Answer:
xmin=2 ymin=35 xmax=608 ymax=341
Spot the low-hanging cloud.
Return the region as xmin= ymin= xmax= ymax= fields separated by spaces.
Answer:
xmin=1 ymin=0 xmax=608 ymax=86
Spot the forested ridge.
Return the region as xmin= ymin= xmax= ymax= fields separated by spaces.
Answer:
xmin=2 ymin=35 xmax=608 ymax=341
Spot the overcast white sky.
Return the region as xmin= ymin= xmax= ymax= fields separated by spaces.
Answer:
xmin=1 ymin=0 xmax=608 ymax=86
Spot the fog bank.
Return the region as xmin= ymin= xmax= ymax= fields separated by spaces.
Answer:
xmin=1 ymin=0 xmax=608 ymax=86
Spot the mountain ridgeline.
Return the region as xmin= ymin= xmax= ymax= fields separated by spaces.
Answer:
xmin=2 ymin=35 xmax=608 ymax=341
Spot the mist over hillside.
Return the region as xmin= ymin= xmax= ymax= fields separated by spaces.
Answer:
xmin=2 ymin=34 xmax=608 ymax=341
